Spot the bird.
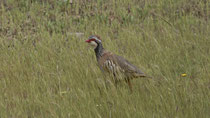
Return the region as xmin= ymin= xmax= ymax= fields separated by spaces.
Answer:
xmin=86 ymin=35 xmax=147 ymax=91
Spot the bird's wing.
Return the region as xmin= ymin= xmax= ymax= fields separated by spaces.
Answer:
xmin=110 ymin=54 xmax=146 ymax=77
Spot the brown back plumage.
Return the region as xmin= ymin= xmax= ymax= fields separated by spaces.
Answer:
xmin=98 ymin=50 xmax=146 ymax=79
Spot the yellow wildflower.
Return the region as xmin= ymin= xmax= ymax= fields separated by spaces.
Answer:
xmin=181 ymin=73 xmax=187 ymax=77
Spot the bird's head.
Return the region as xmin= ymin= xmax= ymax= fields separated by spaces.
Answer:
xmin=85 ymin=35 xmax=102 ymax=49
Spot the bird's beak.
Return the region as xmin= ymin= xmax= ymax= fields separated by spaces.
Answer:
xmin=85 ymin=39 xmax=90 ymax=43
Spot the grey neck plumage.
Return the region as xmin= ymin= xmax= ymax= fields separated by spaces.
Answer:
xmin=94 ymin=43 xmax=104 ymax=60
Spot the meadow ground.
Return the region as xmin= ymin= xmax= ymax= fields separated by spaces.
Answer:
xmin=0 ymin=0 xmax=209 ymax=117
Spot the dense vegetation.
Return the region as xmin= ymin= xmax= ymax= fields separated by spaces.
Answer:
xmin=0 ymin=0 xmax=209 ymax=117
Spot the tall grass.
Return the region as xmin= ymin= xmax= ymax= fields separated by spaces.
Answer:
xmin=0 ymin=0 xmax=209 ymax=117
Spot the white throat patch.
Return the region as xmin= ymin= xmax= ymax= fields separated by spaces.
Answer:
xmin=89 ymin=41 xmax=98 ymax=48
